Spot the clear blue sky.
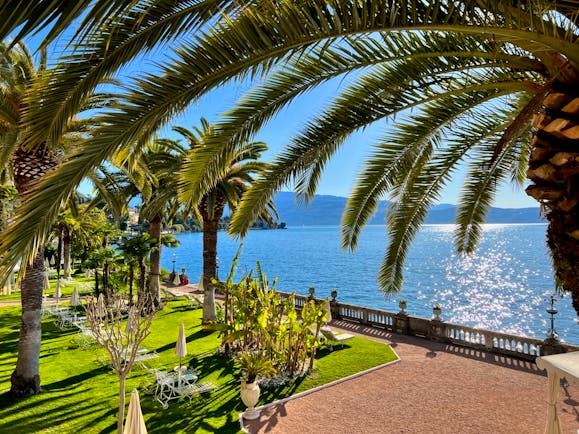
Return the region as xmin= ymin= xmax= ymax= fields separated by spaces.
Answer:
xmin=31 ymin=28 xmax=537 ymax=209
xmin=168 ymin=79 xmax=538 ymax=209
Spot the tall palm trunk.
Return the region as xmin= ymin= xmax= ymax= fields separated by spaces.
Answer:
xmin=525 ymin=70 xmax=579 ymax=314
xmin=137 ymin=257 xmax=146 ymax=301
xmin=62 ymin=225 xmax=71 ymax=279
xmin=200 ymin=196 xmax=226 ymax=324
xmin=148 ymin=214 xmax=162 ymax=306
xmin=10 ymin=148 xmax=57 ymax=397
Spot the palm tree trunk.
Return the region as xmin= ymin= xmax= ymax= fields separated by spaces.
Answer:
xmin=525 ymin=77 xmax=579 ymax=313
xmin=148 ymin=214 xmax=162 ymax=306
xmin=201 ymin=199 xmax=225 ymax=324
xmin=10 ymin=148 xmax=57 ymax=397
xmin=57 ymin=223 xmax=63 ymax=279
xmin=10 ymin=249 xmax=44 ymax=397
xmin=63 ymin=225 xmax=72 ymax=279
xmin=138 ymin=257 xmax=146 ymax=301
xmin=128 ymin=265 xmax=134 ymax=304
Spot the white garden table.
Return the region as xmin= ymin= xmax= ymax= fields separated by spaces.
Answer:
xmin=535 ymin=351 xmax=579 ymax=434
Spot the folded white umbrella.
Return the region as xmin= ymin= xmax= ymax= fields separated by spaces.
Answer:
xmin=54 ymin=279 xmax=61 ymax=302
xmin=175 ymin=323 xmax=187 ymax=368
xmin=172 ymin=272 xmax=181 ymax=285
xmin=43 ymin=271 xmax=50 ymax=291
xmin=70 ymin=288 xmax=81 ymax=306
xmin=96 ymin=293 xmax=106 ymax=317
xmin=123 ymin=389 xmax=147 ymax=434
xmin=324 ymin=300 xmax=332 ymax=324
xmin=198 ymin=274 xmax=204 ymax=292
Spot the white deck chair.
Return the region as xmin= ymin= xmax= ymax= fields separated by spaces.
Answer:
xmin=320 ymin=327 xmax=354 ymax=350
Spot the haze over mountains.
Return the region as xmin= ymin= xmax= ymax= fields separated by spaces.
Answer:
xmin=274 ymin=192 xmax=544 ymax=226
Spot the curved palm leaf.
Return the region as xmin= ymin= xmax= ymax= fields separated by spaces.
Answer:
xmin=2 ymin=0 xmax=579 ymax=300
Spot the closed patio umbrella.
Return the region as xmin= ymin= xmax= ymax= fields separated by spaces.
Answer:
xmin=123 ymin=389 xmax=147 ymax=434
xmin=175 ymin=323 xmax=187 ymax=369
xmin=43 ymin=270 xmax=50 ymax=291
xmin=54 ymin=279 xmax=61 ymax=303
xmin=96 ymin=293 xmax=106 ymax=317
xmin=324 ymin=300 xmax=332 ymax=324
xmin=198 ymin=274 xmax=204 ymax=292
xmin=70 ymin=287 xmax=81 ymax=307
xmin=172 ymin=272 xmax=181 ymax=286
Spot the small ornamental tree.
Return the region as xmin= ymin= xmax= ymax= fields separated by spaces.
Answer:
xmin=85 ymin=292 xmax=155 ymax=434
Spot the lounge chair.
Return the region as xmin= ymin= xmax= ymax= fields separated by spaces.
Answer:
xmin=320 ymin=327 xmax=354 ymax=350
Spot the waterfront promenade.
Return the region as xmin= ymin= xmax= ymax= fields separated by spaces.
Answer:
xmin=243 ymin=320 xmax=579 ymax=434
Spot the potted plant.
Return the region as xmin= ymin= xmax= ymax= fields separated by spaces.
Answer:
xmin=398 ymin=299 xmax=407 ymax=313
xmin=330 ymin=289 xmax=338 ymax=301
xmin=433 ymin=304 xmax=442 ymax=320
xmin=236 ymin=352 xmax=276 ymax=420
xmin=308 ymin=286 xmax=316 ymax=299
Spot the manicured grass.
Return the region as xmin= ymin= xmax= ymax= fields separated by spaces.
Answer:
xmin=0 ymin=299 xmax=397 ymax=433
xmin=0 ymin=273 xmax=95 ymax=303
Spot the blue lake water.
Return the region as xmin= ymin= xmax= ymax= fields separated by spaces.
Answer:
xmin=162 ymin=224 xmax=579 ymax=345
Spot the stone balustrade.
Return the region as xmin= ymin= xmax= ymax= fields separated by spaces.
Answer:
xmin=276 ymin=290 xmax=579 ymax=360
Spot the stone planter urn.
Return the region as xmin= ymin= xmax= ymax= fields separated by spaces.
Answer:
xmin=398 ymin=300 xmax=407 ymax=313
xmin=240 ymin=380 xmax=261 ymax=420
xmin=308 ymin=286 xmax=316 ymax=300
xmin=433 ymin=305 xmax=442 ymax=320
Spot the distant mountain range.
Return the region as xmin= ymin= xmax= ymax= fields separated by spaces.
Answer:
xmin=274 ymin=191 xmax=544 ymax=226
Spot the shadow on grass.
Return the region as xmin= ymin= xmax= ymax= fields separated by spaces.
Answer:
xmin=41 ymin=365 xmax=110 ymax=391
xmin=142 ymin=378 xmax=243 ymax=433
xmin=151 ymin=328 xmax=214 ymax=355
xmin=0 ymin=389 xmax=101 ymax=432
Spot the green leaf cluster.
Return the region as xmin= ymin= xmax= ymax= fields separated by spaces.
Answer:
xmin=216 ymin=262 xmax=327 ymax=381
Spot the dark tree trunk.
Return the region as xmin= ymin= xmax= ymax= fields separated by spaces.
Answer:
xmin=62 ymin=225 xmax=71 ymax=280
xmin=200 ymin=196 xmax=226 ymax=323
xmin=148 ymin=214 xmax=162 ymax=306
xmin=525 ymin=76 xmax=579 ymax=313
xmin=103 ymin=260 xmax=110 ymax=298
xmin=138 ymin=258 xmax=146 ymax=301
xmin=94 ymin=268 xmax=100 ymax=296
xmin=56 ymin=223 xmax=63 ymax=279
xmin=10 ymin=148 xmax=57 ymax=397
xmin=128 ymin=265 xmax=134 ymax=305
xmin=10 ymin=250 xmax=45 ymax=397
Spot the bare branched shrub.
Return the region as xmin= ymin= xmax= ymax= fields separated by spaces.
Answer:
xmin=85 ymin=293 xmax=155 ymax=434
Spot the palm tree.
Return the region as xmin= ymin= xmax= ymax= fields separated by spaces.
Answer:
xmin=93 ymin=138 xmax=185 ymax=305
xmin=118 ymin=234 xmax=157 ymax=302
xmin=53 ymin=194 xmax=92 ymax=280
xmin=176 ymin=120 xmax=277 ymax=323
xmin=0 ymin=41 xmax=62 ymax=397
xmin=0 ymin=40 xmax=108 ymax=396
xmin=2 ymin=1 xmax=579 ymax=316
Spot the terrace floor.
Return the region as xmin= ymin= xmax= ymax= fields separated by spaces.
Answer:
xmin=243 ymin=320 xmax=579 ymax=434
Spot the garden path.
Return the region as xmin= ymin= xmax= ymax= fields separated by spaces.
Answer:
xmin=243 ymin=320 xmax=579 ymax=434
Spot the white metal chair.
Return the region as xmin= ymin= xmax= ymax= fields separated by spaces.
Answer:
xmin=73 ymin=325 xmax=96 ymax=349
xmin=153 ymin=369 xmax=178 ymax=409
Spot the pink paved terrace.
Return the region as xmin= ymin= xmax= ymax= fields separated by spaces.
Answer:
xmin=242 ymin=321 xmax=579 ymax=434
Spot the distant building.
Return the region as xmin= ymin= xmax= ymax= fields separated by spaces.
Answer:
xmin=128 ymin=208 xmax=140 ymax=226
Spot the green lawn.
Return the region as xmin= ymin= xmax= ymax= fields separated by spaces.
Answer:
xmin=0 ymin=299 xmax=397 ymax=433
xmin=1 ymin=274 xmax=95 ymax=302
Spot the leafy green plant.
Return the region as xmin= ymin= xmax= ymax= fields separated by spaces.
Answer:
xmin=235 ymin=352 xmax=276 ymax=383
xmin=215 ymin=257 xmax=327 ymax=381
